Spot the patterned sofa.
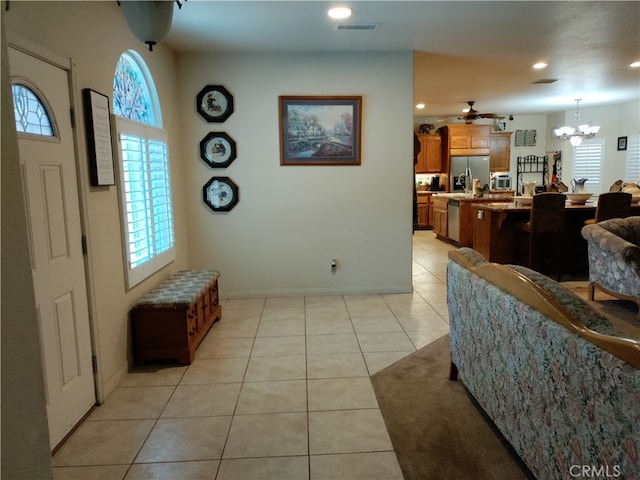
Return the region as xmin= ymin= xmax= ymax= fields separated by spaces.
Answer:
xmin=447 ymin=248 xmax=640 ymax=480
xmin=582 ymin=217 xmax=640 ymax=317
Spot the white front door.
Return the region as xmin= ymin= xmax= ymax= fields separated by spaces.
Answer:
xmin=9 ymin=46 xmax=96 ymax=449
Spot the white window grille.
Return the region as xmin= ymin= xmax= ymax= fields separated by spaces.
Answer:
xmin=571 ymin=140 xmax=604 ymax=194
xmin=624 ymin=135 xmax=640 ymax=182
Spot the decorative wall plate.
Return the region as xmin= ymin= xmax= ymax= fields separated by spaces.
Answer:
xmin=203 ymin=176 xmax=239 ymax=212
xmin=196 ymin=85 xmax=234 ymax=123
xmin=200 ymin=132 xmax=237 ymax=168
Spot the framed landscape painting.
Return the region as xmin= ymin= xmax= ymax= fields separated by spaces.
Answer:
xmin=279 ymin=96 xmax=362 ymax=165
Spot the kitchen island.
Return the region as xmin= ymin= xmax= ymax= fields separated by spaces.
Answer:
xmin=432 ymin=192 xmax=514 ymax=246
xmin=473 ymin=201 xmax=640 ymax=275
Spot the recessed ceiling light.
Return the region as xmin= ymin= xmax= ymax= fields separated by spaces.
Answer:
xmin=533 ymin=62 xmax=548 ymax=69
xmin=630 ymin=61 xmax=640 ymax=68
xmin=416 ymin=103 xmax=425 ymax=109
xmin=328 ymin=7 xmax=352 ymax=19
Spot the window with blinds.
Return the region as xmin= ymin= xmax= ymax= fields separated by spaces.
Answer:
xmin=112 ymin=51 xmax=173 ymax=289
xmin=571 ymin=140 xmax=605 ymax=194
xmin=624 ymin=135 xmax=640 ymax=181
xmin=115 ymin=117 xmax=175 ymax=288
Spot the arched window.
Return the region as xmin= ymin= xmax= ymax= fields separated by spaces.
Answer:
xmin=112 ymin=51 xmax=173 ymax=288
xmin=11 ymin=83 xmax=55 ymax=136
xmin=112 ymin=50 xmax=162 ymax=127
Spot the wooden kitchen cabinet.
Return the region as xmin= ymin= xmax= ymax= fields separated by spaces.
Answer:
xmin=416 ymin=134 xmax=442 ymax=173
xmin=432 ymin=196 xmax=448 ymax=238
xmin=428 ymin=199 xmax=435 ymax=229
xmin=440 ymin=125 xmax=491 ymax=156
xmin=416 ymin=193 xmax=433 ymax=229
xmin=490 ymin=132 xmax=512 ymax=172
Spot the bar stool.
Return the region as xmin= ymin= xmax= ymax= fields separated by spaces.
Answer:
xmin=584 ymin=191 xmax=632 ymax=225
xmin=516 ymin=192 xmax=566 ymax=278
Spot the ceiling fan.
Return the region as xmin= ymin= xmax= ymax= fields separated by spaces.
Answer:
xmin=458 ymin=101 xmax=504 ymax=124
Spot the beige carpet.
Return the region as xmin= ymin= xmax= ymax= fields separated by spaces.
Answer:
xmin=371 ymin=335 xmax=534 ymax=480
xmin=372 ymin=284 xmax=638 ymax=480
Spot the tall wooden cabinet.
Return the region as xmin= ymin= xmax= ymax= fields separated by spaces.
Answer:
xmin=439 ymin=125 xmax=491 ymax=190
xmin=416 ymin=134 xmax=442 ymax=173
xmin=490 ymin=132 xmax=512 ymax=172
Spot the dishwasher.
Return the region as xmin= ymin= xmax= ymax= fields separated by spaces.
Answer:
xmin=448 ymin=199 xmax=460 ymax=243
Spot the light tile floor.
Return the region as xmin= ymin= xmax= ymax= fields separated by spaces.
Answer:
xmin=52 ymin=231 xmax=455 ymax=480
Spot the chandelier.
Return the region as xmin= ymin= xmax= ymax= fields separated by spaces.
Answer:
xmin=554 ymin=99 xmax=600 ymax=146
xmin=118 ymin=0 xmax=186 ymax=52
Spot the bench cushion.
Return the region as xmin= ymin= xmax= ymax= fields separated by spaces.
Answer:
xmin=134 ymin=270 xmax=220 ymax=308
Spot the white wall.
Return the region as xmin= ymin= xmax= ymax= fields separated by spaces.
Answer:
xmin=179 ymin=51 xmax=415 ymax=297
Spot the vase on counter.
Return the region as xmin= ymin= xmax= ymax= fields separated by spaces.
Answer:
xmin=622 ymin=182 xmax=640 ymax=202
xmin=473 ymin=179 xmax=483 ymax=197
xmin=571 ymin=178 xmax=588 ymax=193
xmin=522 ymin=181 xmax=536 ymax=197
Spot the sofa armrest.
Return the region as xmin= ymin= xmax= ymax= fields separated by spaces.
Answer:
xmin=450 ymin=254 xmax=640 ymax=369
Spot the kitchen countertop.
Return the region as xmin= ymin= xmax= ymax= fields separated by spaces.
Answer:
xmin=473 ymin=201 xmax=598 ymax=211
xmin=433 ymin=193 xmax=514 ymax=201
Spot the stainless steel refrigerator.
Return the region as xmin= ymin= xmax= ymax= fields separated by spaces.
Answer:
xmin=449 ymin=155 xmax=490 ymax=192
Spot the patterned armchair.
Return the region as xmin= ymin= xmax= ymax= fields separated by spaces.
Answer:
xmin=582 ymin=217 xmax=640 ymax=317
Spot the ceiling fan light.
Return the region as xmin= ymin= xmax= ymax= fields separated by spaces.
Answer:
xmin=120 ymin=0 xmax=174 ymax=51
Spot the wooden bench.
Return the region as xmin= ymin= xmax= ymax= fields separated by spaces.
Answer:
xmin=131 ymin=270 xmax=221 ymax=365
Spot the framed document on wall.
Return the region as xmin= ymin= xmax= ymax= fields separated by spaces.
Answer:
xmin=83 ymin=89 xmax=115 ymax=186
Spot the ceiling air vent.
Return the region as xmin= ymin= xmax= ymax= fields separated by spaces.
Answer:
xmin=532 ymin=78 xmax=558 ymax=84
xmin=335 ymin=23 xmax=380 ymax=31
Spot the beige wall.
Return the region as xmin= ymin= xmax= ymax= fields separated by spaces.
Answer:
xmin=5 ymin=1 xmax=190 ymax=396
xmin=179 ymin=51 xmax=414 ymax=297
xmin=4 ymin=1 xmax=414 ymax=407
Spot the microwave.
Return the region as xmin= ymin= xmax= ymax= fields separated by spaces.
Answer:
xmin=495 ymin=174 xmax=512 ymax=190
